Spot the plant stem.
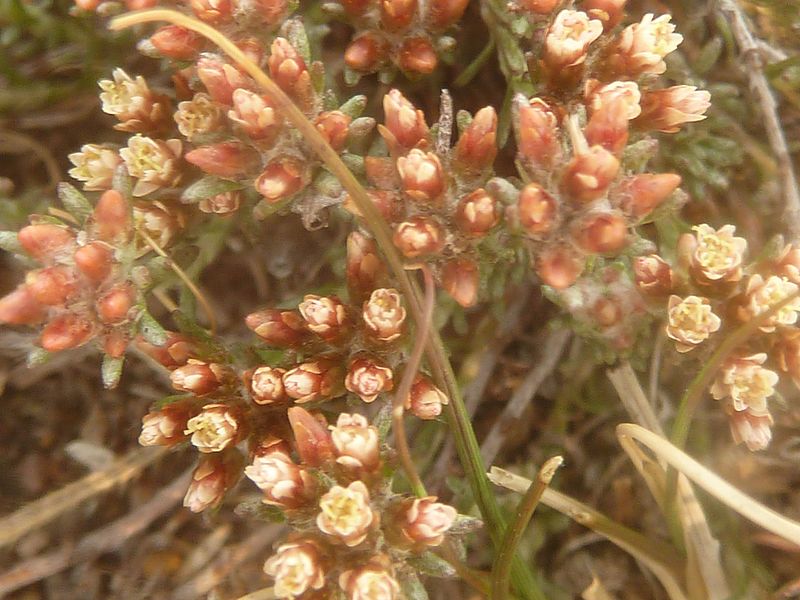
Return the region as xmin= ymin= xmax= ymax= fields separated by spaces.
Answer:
xmin=491 ymin=456 xmax=563 ymax=600
xmin=110 ymin=11 xmax=545 ymax=599
xmin=454 ymin=38 xmax=496 ymax=87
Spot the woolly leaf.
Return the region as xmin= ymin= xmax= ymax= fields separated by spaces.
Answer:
xmin=181 ymin=176 xmax=245 ymax=204
xmin=57 ymin=182 xmax=93 ymax=223
xmin=139 ymin=310 xmax=168 ymax=346
xmin=101 ymin=355 xmax=124 ymax=389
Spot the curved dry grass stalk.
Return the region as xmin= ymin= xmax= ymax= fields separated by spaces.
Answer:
xmin=616 ymin=424 xmax=800 ymax=547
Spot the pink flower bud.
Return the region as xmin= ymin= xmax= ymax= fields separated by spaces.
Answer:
xmin=398 ymin=37 xmax=438 ymax=75
xmin=136 ymin=332 xmax=195 ymax=368
xmin=363 ymin=288 xmax=407 ymax=342
xmin=441 ymin=258 xmax=480 ymax=307
xmin=340 ymin=0 xmax=370 ymax=15
xmin=198 ymin=191 xmax=242 ymax=214
xmin=264 ymin=540 xmax=326 ymax=597
xmin=250 ymin=0 xmax=289 ymax=24
xmin=727 ymin=410 xmax=773 ymax=452
xmin=288 ymin=406 xmax=336 ymax=467
xmin=536 ymin=244 xmax=585 ymax=289
xmin=139 ymin=400 xmax=200 ymax=446
xmin=103 ymin=330 xmax=129 ymax=360
xmin=586 ymin=95 xmax=629 ymax=155
xmin=317 ymin=480 xmax=375 ymax=546
xmin=315 ymin=111 xmax=352 ymax=151
xmin=516 ymin=183 xmax=558 ymax=236
xmin=183 ymin=451 xmax=244 ymax=513
xmin=170 ymin=359 xmax=226 ymax=395
xmin=517 ymin=0 xmax=558 ymax=14
xmin=454 ymin=107 xmax=497 ymax=170
xmin=96 ymin=283 xmax=136 ymax=324
xmin=543 ymin=10 xmax=603 ymax=70
xmin=185 ymin=402 xmax=244 ymax=453
xmin=185 ymin=142 xmax=259 ymax=178
xmin=228 ymin=88 xmax=281 ymax=140
xmin=636 ymin=86 xmax=711 ymax=133
xmin=633 ymin=254 xmax=673 ymax=295
xmin=298 ymin=295 xmax=350 ymax=341
xmin=339 ymin=559 xmax=400 ymax=600
xmin=245 ymin=445 xmax=317 ymax=507
xmin=393 ymin=216 xmax=445 ymax=258
xmin=150 ymin=26 xmax=203 ymax=60
xmin=196 ymin=56 xmax=253 ymax=105
xmin=268 ymin=38 xmax=312 ymax=107
xmin=613 ymin=173 xmax=681 ymax=218
xmin=40 ymin=313 xmax=95 ymax=351
xmin=397 ymin=149 xmax=445 ymax=202
xmin=406 ymin=376 xmax=449 ymax=419
xmin=562 ymin=145 xmax=620 ymax=203
xmin=608 ymin=13 xmax=683 ymax=77
xmin=0 ymin=286 xmax=45 ymax=325
xmin=74 ymin=242 xmax=113 ymax=283
xmin=399 ymin=496 xmax=457 ymax=547
xmin=330 ymin=413 xmax=381 ymax=472
xmin=381 ymin=89 xmax=429 ymax=152
xmin=189 ymin=0 xmax=232 ymax=22
xmin=516 ymin=97 xmax=560 ymax=170
xmin=283 ymin=360 xmax=345 ymax=403
xmin=248 ymin=366 xmax=288 ymax=404
xmin=572 ymin=211 xmax=628 ymax=254
xmin=18 ymin=223 xmax=75 ymax=263
xmin=25 ymin=266 xmax=76 ymax=306
xmin=345 ymin=356 xmax=394 ymax=403
xmin=381 ymin=0 xmax=416 ymax=30
xmin=346 ymin=232 xmax=386 ymax=301
xmin=246 ymin=308 xmax=309 ymax=346
xmin=427 ymin=0 xmax=468 ymax=29
xmin=345 ymin=33 xmax=388 ymax=73
xmin=455 ymin=188 xmax=500 ymax=236
xmin=91 ymin=190 xmax=131 ymax=243
xmin=583 ymin=0 xmax=626 ymax=29
xmin=254 ymin=157 xmax=307 ymax=203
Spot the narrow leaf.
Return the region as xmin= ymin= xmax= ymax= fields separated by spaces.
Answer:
xmin=101 ymin=355 xmax=125 ymax=389
xmin=57 ymin=182 xmax=93 ymax=223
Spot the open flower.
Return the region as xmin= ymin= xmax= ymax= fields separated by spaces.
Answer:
xmin=330 ymin=413 xmax=380 ymax=472
xmin=362 ymin=288 xmax=406 ymax=341
xmin=174 ymin=93 xmax=224 ymax=140
xmin=345 ymin=356 xmax=394 ymax=403
xmin=185 ymin=403 xmax=241 ymax=453
xmin=316 ymin=481 xmax=374 ymax=546
xmin=680 ymin=224 xmax=747 ymax=285
xmin=98 ymin=68 xmax=167 ymax=132
xmin=726 ymin=409 xmax=774 ymax=452
xmin=339 ymin=560 xmax=400 ymax=600
xmin=264 ymin=540 xmax=326 ymax=599
xmin=543 ymin=10 xmax=603 ymax=69
xmin=400 ymin=497 xmax=457 ymax=547
xmin=588 ymin=81 xmax=642 ymax=120
xmin=611 ymin=13 xmax=683 ymax=76
xmin=68 ymin=144 xmax=121 ymax=191
xmin=665 ymin=295 xmax=721 ymax=352
xmin=120 ymin=135 xmax=182 ymax=196
xmin=711 ymin=353 xmax=778 ymax=415
xmin=737 ymin=274 xmax=800 ymax=332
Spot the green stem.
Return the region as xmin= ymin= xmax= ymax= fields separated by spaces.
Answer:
xmin=491 ymin=457 xmax=563 ymax=600
xmin=110 ymin=11 xmax=545 ymax=600
xmin=454 ymin=38 xmax=496 ymax=87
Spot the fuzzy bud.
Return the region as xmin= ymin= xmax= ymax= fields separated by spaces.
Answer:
xmin=248 ymin=366 xmax=288 ymax=404
xmin=18 ymin=223 xmax=75 ymax=263
xmin=381 ymin=0 xmax=416 ymax=30
xmin=536 ymin=244 xmax=585 ymax=289
xmin=96 ymin=283 xmax=136 ymax=324
xmin=287 ymin=406 xmax=336 ymax=467
xmin=263 ymin=540 xmax=326 ymax=598
xmin=585 ymin=95 xmax=629 ymax=155
xmin=139 ymin=400 xmax=199 ymax=446
xmin=170 ymin=359 xmax=226 ymax=395
xmin=583 ymin=0 xmax=626 ymax=29
xmin=91 ymin=189 xmax=131 ymax=243
xmin=0 ymin=286 xmax=45 ymax=325
xmin=427 ymin=0 xmax=468 ymax=29
xmin=516 ymin=97 xmax=560 ymax=169
xmin=199 ymin=191 xmax=242 ymax=214
xmin=189 ymin=0 xmax=232 ymax=23
xmin=441 ymin=258 xmax=480 ymax=308
xmin=398 ymin=37 xmax=438 ymax=75
xmin=150 ymin=26 xmax=203 ymax=60
xmin=283 ymin=360 xmax=344 ymax=403
xmin=393 ymin=216 xmax=444 ymax=258
xmin=587 ymin=80 xmax=641 ymax=120
xmin=183 ymin=451 xmax=243 ymax=513
xmin=268 ymin=38 xmax=311 ymax=106
xmin=381 ymin=89 xmax=429 ymax=152
xmin=246 ymin=308 xmax=308 ymax=346
xmin=74 ymin=242 xmax=113 ymax=283
xmin=330 ymin=413 xmax=381 ymax=472
xmin=185 ymin=142 xmax=259 ymax=178
xmin=636 ymin=86 xmax=711 ymax=133
xmin=614 ymin=173 xmax=681 ymax=218
xmin=315 ymin=111 xmax=352 ymax=151
xmin=254 ymin=157 xmax=307 ymax=203
xmin=246 ymin=446 xmax=316 ymax=508
xmin=25 ymin=266 xmax=75 ymax=306
xmin=345 ymin=356 xmax=394 ymax=403
xmin=346 ymin=232 xmax=386 ymax=300
xmin=345 ymin=33 xmax=388 ymax=72
xmin=40 ymin=313 xmax=95 ymax=352
xmin=406 ymin=376 xmax=449 ymax=420
xmin=633 ymin=255 xmax=673 ymax=296
xmin=454 ymin=107 xmax=497 ymax=170
xmin=196 ymin=56 xmax=253 ymax=105
xmin=399 ymin=496 xmax=457 ymax=547
xmin=136 ymin=332 xmax=195 ymax=368
xmin=572 ymin=211 xmax=628 ymax=254
xmin=397 ymin=149 xmax=445 ymax=202
xmin=516 ymin=183 xmax=558 ymax=236
xmin=363 ymin=288 xmax=407 ymax=342
xmin=228 ymin=88 xmax=281 ymax=140
xmin=516 ymin=0 xmax=559 ymax=15
xmin=455 ymin=188 xmax=500 ymax=236
xmin=299 ymin=295 xmax=350 ymax=341
xmin=317 ymin=481 xmax=375 ymax=546
xmin=562 ymin=145 xmax=620 ymax=203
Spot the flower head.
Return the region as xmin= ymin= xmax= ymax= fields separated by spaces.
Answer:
xmin=613 ymin=13 xmax=683 ymax=76
xmin=665 ymin=295 xmax=721 ymax=353
xmin=330 ymin=413 xmax=381 ymax=472
xmin=263 ymin=540 xmax=326 ymax=598
xmin=363 ymin=288 xmax=407 ymax=342
xmin=339 ymin=560 xmax=400 ymax=600
xmin=681 ymin=224 xmax=747 ymax=284
xmin=316 ymin=481 xmax=374 ymax=546
xmin=245 ymin=447 xmax=316 ymax=508
xmin=68 ymin=144 xmax=121 ymax=191
xmin=185 ymin=403 xmax=241 ymax=453
xmin=711 ymin=353 xmax=778 ymax=415
xmin=400 ymin=496 xmax=457 ymax=547
xmin=120 ymin=135 xmax=183 ymax=196
xmin=174 ymin=93 xmax=224 ymax=140
xmin=544 ymin=10 xmax=603 ymax=69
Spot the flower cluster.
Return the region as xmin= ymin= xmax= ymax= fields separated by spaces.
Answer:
xmin=636 ymin=225 xmax=800 ymax=451
xmin=249 ymin=407 xmax=459 ymax=598
xmin=328 ymin=0 xmax=467 ymax=80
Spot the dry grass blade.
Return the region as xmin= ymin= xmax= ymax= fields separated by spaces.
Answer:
xmin=488 ymin=467 xmax=689 ymax=600
xmin=0 ymin=446 xmax=166 ymax=549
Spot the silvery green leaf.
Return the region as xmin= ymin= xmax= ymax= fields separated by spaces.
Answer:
xmin=139 ymin=311 xmax=168 ymax=346
xmin=180 ymin=176 xmax=245 ymax=204
xmin=399 ymin=572 xmax=430 ymax=600
xmin=57 ymin=182 xmax=93 ymax=223
xmin=339 ymin=94 xmax=367 ymax=118
xmin=101 ymin=355 xmax=124 ymax=389
xmin=0 ymin=230 xmax=23 ymax=254
xmin=408 ymin=552 xmax=457 ymax=579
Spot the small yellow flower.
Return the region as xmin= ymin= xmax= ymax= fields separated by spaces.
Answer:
xmin=711 ymin=353 xmax=778 ymax=415
xmin=665 ymin=295 xmax=721 ymax=352
xmin=316 ymin=480 xmax=374 ymax=546
xmin=174 ymin=93 xmax=223 ymax=140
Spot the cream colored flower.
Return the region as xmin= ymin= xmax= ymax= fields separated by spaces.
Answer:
xmin=185 ymin=403 xmax=239 ymax=453
xmin=98 ymin=68 xmax=166 ymax=132
xmin=682 ymin=224 xmax=747 ymax=284
xmin=362 ymin=288 xmax=406 ymax=342
xmin=245 ymin=450 xmax=314 ymax=508
xmin=589 ymin=81 xmax=642 ymax=120
xmin=139 ymin=412 xmax=182 ymax=446
xmin=174 ymin=93 xmax=224 ymax=140
xmin=228 ymin=88 xmax=280 ymax=140
xmin=339 ymin=562 xmax=400 ymax=600
xmin=298 ymin=295 xmax=348 ymax=338
xmin=120 ymin=135 xmax=183 ymax=196
xmin=711 ymin=353 xmax=778 ymax=415
xmin=401 ymin=497 xmax=457 ymax=547
xmin=738 ymin=274 xmax=800 ymax=332
xmin=330 ymin=413 xmax=380 ymax=472
xmin=345 ymin=357 xmax=394 ymax=403
xmin=727 ymin=409 xmax=774 ymax=452
xmin=263 ymin=540 xmax=326 ymax=598
xmin=615 ymin=13 xmax=683 ymax=75
xmin=316 ymin=481 xmax=374 ymax=546
xmin=68 ymin=144 xmax=121 ymax=191
xmin=639 ymin=86 xmax=711 ymax=133
xmin=544 ymin=10 xmax=603 ymax=68
xmin=665 ymin=295 xmax=721 ymax=352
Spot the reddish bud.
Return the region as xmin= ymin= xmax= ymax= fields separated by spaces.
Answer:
xmin=189 ymin=0 xmax=232 ymax=23
xmin=381 ymin=89 xmax=429 ymax=151
xmin=246 ymin=308 xmax=309 ymax=346
xmin=398 ymin=37 xmax=438 ymax=75
xmin=136 ymin=332 xmax=195 ymax=368
xmin=184 ymin=451 xmax=244 ymax=513
xmin=585 ymin=96 xmax=629 ymax=155
xmin=254 ymin=157 xmax=307 ymax=203
xmin=185 ymin=142 xmax=259 ymax=178
xmin=283 ymin=360 xmax=344 ymax=403
xmin=516 ymin=97 xmax=560 ymax=169
xmin=199 ymin=191 xmax=242 ymax=214
xmin=0 ymin=286 xmax=45 ymax=325
xmin=170 ymin=360 xmax=226 ymax=395
xmin=536 ymin=244 xmax=585 ymax=289
xmin=583 ymin=0 xmax=626 ymax=29
xmin=427 ymin=0 xmax=468 ymax=29
xmin=40 ymin=313 xmax=94 ymax=351
xmin=381 ymin=0 xmax=416 ymax=30
xmin=288 ymin=406 xmax=336 ymax=467
xmin=228 ymin=89 xmax=281 ymax=140
xmin=393 ymin=216 xmax=445 ymax=258
xmin=636 ymin=86 xmax=710 ymax=133
xmin=633 ymin=254 xmax=673 ymax=296
xmin=139 ymin=399 xmax=200 ymax=447
xmin=74 ymin=242 xmax=113 ymax=282
xmin=345 ymin=34 xmax=388 ymax=73
xmin=346 ymin=232 xmax=386 ymax=300
xmin=562 ymin=145 xmax=620 ymax=203
xmin=315 ymin=111 xmax=352 ymax=151
xmin=18 ymin=224 xmax=74 ymax=263
xmin=406 ymin=376 xmax=449 ymax=419
xmin=345 ymin=356 xmax=394 ymax=403
xmin=150 ymin=26 xmax=203 ymax=60
xmin=573 ymin=212 xmax=628 ymax=254
xmin=516 ymin=183 xmax=558 ymax=236
xmin=25 ymin=267 xmax=75 ymax=306
xmin=268 ymin=38 xmax=312 ymax=107
xmin=517 ymin=0 xmax=559 ymax=14
xmin=454 ymin=107 xmax=497 ymax=170
xmin=298 ymin=295 xmax=350 ymax=341
xmin=103 ymin=330 xmax=129 ymax=359
xmin=614 ymin=173 xmax=681 ymax=218
xmin=96 ymin=283 xmax=136 ymax=324
xmin=92 ymin=190 xmax=131 ymax=243
xmin=341 ymin=0 xmax=370 ymax=15
xmin=248 ymin=366 xmax=288 ymax=404
xmin=397 ymin=149 xmax=445 ymax=202
xmin=251 ymin=0 xmax=288 ymax=24
xmin=196 ymin=56 xmax=252 ymax=105
xmin=441 ymin=258 xmax=480 ymax=307
xmin=455 ymin=188 xmax=500 ymax=236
